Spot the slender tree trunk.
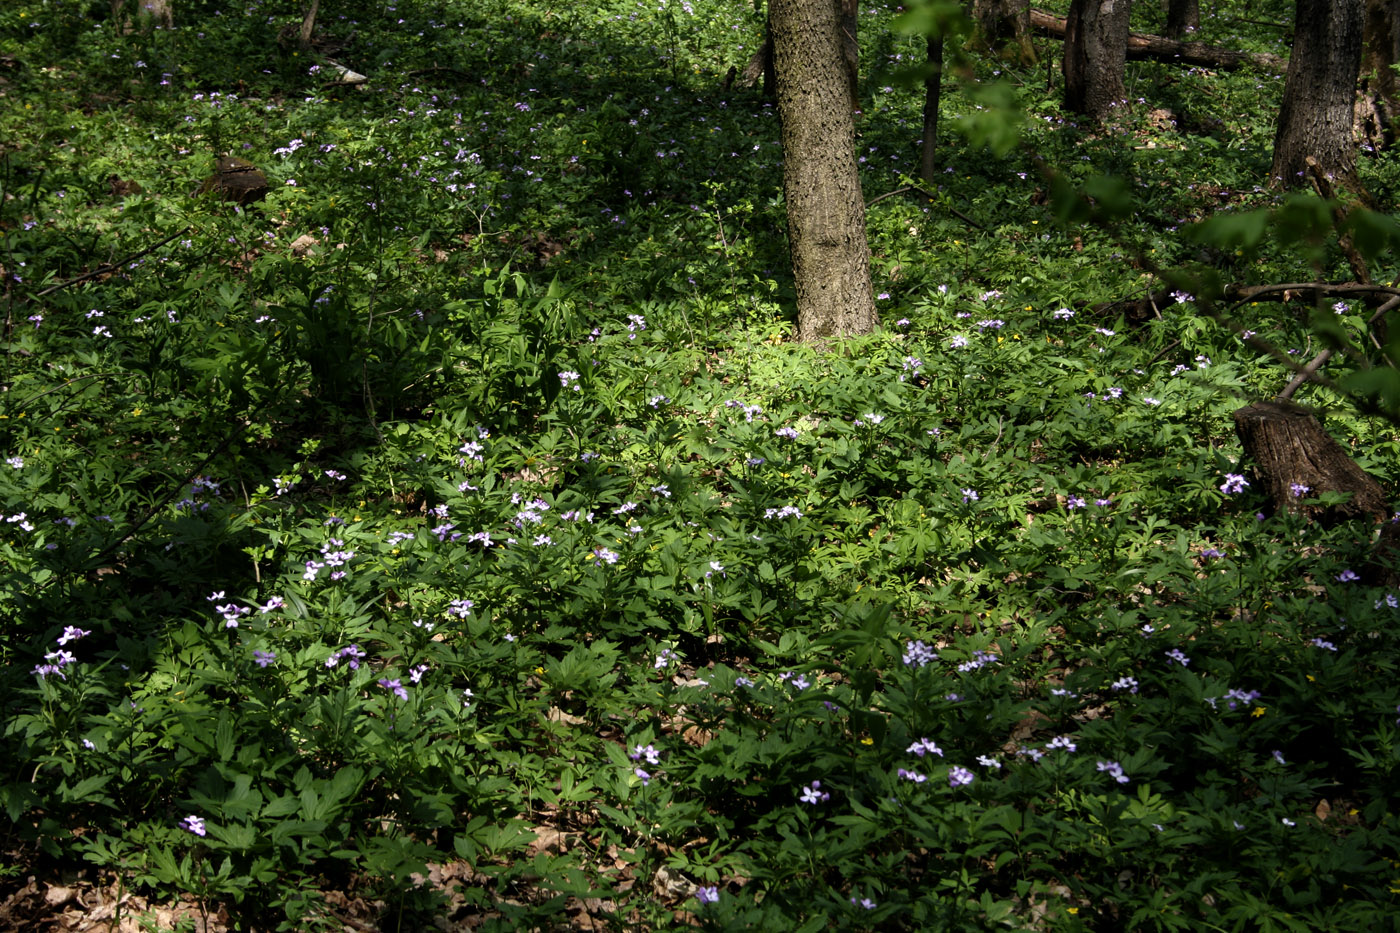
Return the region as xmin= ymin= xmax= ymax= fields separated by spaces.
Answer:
xmin=973 ymin=0 xmax=1038 ymax=64
xmin=299 ymin=0 xmax=319 ymax=49
xmin=1164 ymin=0 xmax=1199 ymax=38
xmin=1063 ymin=0 xmax=1133 ymax=122
xmin=770 ymin=0 xmax=878 ymax=341
xmin=920 ymin=33 xmax=946 ymax=184
xmin=1356 ymin=0 xmax=1400 ymax=150
xmin=1271 ymin=0 xmax=1364 ymax=193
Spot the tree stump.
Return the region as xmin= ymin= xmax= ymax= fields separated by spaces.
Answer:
xmin=1233 ymin=400 xmax=1389 ymax=524
xmin=195 ymin=157 xmax=269 ymax=205
xmin=111 ymin=0 xmax=173 ymax=32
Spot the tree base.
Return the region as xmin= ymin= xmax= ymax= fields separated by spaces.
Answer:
xmin=1233 ymin=400 xmax=1389 ymax=524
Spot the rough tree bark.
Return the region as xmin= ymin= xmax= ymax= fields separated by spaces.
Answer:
xmin=1063 ymin=0 xmax=1133 ymax=122
xmin=841 ymin=0 xmax=860 ymax=112
xmin=1164 ymin=0 xmax=1199 ymax=38
xmin=1234 ymin=400 xmax=1389 ymax=524
xmin=1271 ymin=0 xmax=1365 ymax=193
xmin=973 ymin=0 xmax=1038 ymax=64
xmin=1356 ymin=0 xmax=1400 ymax=151
xmin=770 ymin=0 xmax=879 ymax=341
xmin=1031 ymin=9 xmax=1288 ymax=70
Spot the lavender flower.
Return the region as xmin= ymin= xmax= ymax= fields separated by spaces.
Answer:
xmin=1219 ymin=473 xmax=1250 ymax=495
xmin=56 ymin=626 xmax=91 ymax=646
xmin=630 ymin=743 xmax=661 ymax=765
xmin=903 ymin=640 xmax=938 ymax=667
xmin=906 ymin=738 xmax=943 ymax=757
xmin=798 ymin=780 xmax=830 ymax=804
xmin=378 ymin=678 xmax=408 ymax=701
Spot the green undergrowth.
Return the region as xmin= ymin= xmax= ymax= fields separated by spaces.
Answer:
xmin=3 ymin=0 xmax=1400 ymax=930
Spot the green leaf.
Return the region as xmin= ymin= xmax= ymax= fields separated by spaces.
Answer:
xmin=215 ymin=710 xmax=235 ymax=763
xmin=1189 ymin=208 xmax=1270 ymax=253
xmin=207 ymin=821 xmax=257 ymax=850
xmin=1345 ymin=208 xmax=1400 ymax=262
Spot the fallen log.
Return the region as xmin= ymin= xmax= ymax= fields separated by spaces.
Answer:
xmin=1029 ymin=9 xmax=1287 ymax=72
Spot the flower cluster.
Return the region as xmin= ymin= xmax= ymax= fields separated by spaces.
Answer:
xmin=1219 ymin=473 xmax=1250 ymax=495
xmin=33 ymin=625 xmax=91 ymax=679
xmin=325 ymin=644 xmax=366 ymax=669
xmin=903 ymin=640 xmax=938 ymax=667
xmin=956 ymin=650 xmax=998 ymax=673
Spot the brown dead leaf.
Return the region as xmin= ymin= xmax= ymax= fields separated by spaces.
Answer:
xmin=1010 ymin=707 xmax=1051 ymax=743
xmin=1314 ymin=798 xmax=1331 ymax=822
xmin=651 ymin=865 xmax=693 ymax=901
xmin=681 ymin=725 xmax=714 ymax=747
xmin=289 ymin=234 xmax=319 ymax=256
xmin=530 ymin=827 xmax=569 ymax=855
xmin=547 ymin=706 xmax=587 ymax=726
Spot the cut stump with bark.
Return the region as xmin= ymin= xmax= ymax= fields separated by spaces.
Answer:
xmin=195 ymin=157 xmax=270 ymax=205
xmin=1233 ymin=400 xmax=1388 ymax=524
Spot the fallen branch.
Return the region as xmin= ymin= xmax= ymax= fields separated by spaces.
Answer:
xmin=867 ymin=184 xmax=989 ymax=231
xmin=1083 ymin=282 xmax=1400 ymax=321
xmin=1029 ymin=9 xmax=1287 ymax=72
xmin=33 ymin=226 xmax=191 ymax=298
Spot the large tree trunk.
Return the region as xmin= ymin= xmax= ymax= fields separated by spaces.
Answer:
xmin=1356 ymin=0 xmax=1400 ymax=151
xmin=1063 ymin=0 xmax=1133 ymax=122
xmin=841 ymin=0 xmax=860 ymax=112
xmin=1031 ymin=9 xmax=1288 ymax=70
xmin=771 ymin=0 xmax=878 ymax=341
xmin=1164 ymin=0 xmax=1199 ymax=38
xmin=974 ymin=0 xmax=1038 ymax=64
xmin=920 ymin=33 xmax=946 ymax=184
xmin=1271 ymin=0 xmax=1365 ymax=193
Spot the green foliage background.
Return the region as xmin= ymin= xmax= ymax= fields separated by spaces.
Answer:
xmin=2 ymin=0 xmax=1400 ymax=929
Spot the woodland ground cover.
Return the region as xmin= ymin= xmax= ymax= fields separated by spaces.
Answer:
xmin=3 ymin=0 xmax=1400 ymax=930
